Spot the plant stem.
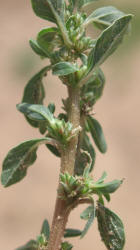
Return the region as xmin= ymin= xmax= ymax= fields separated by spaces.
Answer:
xmin=47 ymin=86 xmax=81 ymax=250
xmin=74 ymin=114 xmax=86 ymax=174
xmin=61 ymin=86 xmax=81 ymax=174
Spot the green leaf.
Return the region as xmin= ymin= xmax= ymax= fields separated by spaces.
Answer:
xmin=37 ymin=27 xmax=58 ymax=57
xmin=85 ymin=67 xmax=105 ymax=89
xmin=98 ymin=192 xmax=104 ymax=205
xmin=1 ymin=138 xmax=51 ymax=187
xmin=97 ymin=203 xmax=125 ymax=250
xmin=81 ymin=67 xmax=105 ymax=106
xmin=17 ymin=103 xmax=54 ymax=123
xmin=46 ymin=144 xmax=61 ymax=157
xmin=74 ymin=133 xmax=96 ymax=176
xmin=17 ymin=103 xmax=73 ymax=144
xmin=93 ymin=179 xmax=123 ymax=194
xmin=29 ymin=39 xmax=47 ymax=57
xmin=88 ymin=15 xmax=133 ymax=72
xmin=40 ymin=219 xmax=50 ymax=240
xmin=68 ymin=0 xmax=77 ymax=12
xmin=31 ymin=0 xmax=59 ymax=23
xmin=39 ymin=121 xmax=47 ymax=135
xmin=80 ymin=205 xmax=96 ymax=238
xmin=87 ymin=116 xmax=107 ymax=153
xmin=22 ymin=66 xmax=50 ymax=128
xmin=83 ymin=134 xmax=96 ymax=171
xmin=103 ymin=193 xmax=111 ymax=202
xmin=31 ymin=0 xmax=72 ymax=48
xmin=64 ymin=228 xmax=82 ymax=238
xmin=97 ymin=171 xmax=107 ymax=184
xmin=16 ymin=240 xmax=38 ymax=250
xmin=48 ymin=103 xmax=55 ymax=114
xmin=78 ymin=0 xmax=98 ymax=10
xmin=61 ymin=241 xmax=73 ymax=250
xmin=84 ymin=6 xmax=125 ymax=30
xmin=52 ymin=62 xmax=79 ymax=76
xmin=58 ymin=113 xmax=68 ymax=122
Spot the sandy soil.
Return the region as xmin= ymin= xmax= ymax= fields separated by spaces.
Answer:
xmin=0 ymin=1 xmax=140 ymax=249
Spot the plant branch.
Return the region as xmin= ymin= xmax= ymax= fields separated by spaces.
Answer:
xmin=47 ymin=85 xmax=81 ymax=250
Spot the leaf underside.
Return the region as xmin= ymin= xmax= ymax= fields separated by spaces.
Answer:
xmin=1 ymin=138 xmax=48 ymax=187
xmin=97 ymin=203 xmax=125 ymax=250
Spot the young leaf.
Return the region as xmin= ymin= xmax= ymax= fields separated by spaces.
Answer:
xmin=93 ymin=179 xmax=123 ymax=194
xmin=29 ymin=39 xmax=47 ymax=57
xmin=48 ymin=103 xmax=55 ymax=114
xmin=78 ymin=0 xmax=98 ymax=10
xmin=84 ymin=6 xmax=125 ymax=29
xmin=97 ymin=203 xmax=125 ymax=250
xmin=37 ymin=27 xmax=58 ymax=57
xmin=88 ymin=15 xmax=133 ymax=72
xmin=80 ymin=205 xmax=94 ymax=220
xmin=40 ymin=219 xmax=50 ymax=240
xmin=80 ymin=205 xmax=96 ymax=238
xmin=22 ymin=66 xmax=51 ymax=128
xmin=52 ymin=62 xmax=79 ymax=76
xmin=81 ymin=67 xmax=105 ymax=106
xmin=31 ymin=0 xmax=72 ymax=48
xmin=103 ymin=193 xmax=111 ymax=202
xmin=83 ymin=134 xmax=96 ymax=172
xmin=39 ymin=121 xmax=47 ymax=135
xmin=87 ymin=116 xmax=107 ymax=153
xmin=74 ymin=133 xmax=96 ymax=176
xmin=97 ymin=171 xmax=107 ymax=184
xmin=17 ymin=103 xmax=54 ymax=123
xmin=61 ymin=241 xmax=73 ymax=250
xmin=64 ymin=228 xmax=82 ymax=238
xmin=1 ymin=138 xmax=52 ymax=187
xmin=17 ymin=103 xmax=73 ymax=144
xmin=84 ymin=67 xmax=105 ymax=89
xmin=16 ymin=240 xmax=38 ymax=250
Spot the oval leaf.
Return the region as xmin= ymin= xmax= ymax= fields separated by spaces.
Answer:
xmin=37 ymin=27 xmax=58 ymax=57
xmin=52 ymin=62 xmax=79 ymax=76
xmin=93 ymin=179 xmax=123 ymax=194
xmin=1 ymin=138 xmax=50 ymax=187
xmin=17 ymin=103 xmax=54 ymax=124
xmin=31 ymin=0 xmax=72 ymax=48
xmin=87 ymin=116 xmax=107 ymax=153
xmin=22 ymin=66 xmax=51 ymax=128
xmin=29 ymin=39 xmax=47 ymax=57
xmin=88 ymin=15 xmax=133 ymax=72
xmin=97 ymin=204 xmax=125 ymax=250
xmin=84 ymin=6 xmax=125 ymax=29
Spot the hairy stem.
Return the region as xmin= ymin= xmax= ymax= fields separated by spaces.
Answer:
xmin=74 ymin=114 xmax=86 ymax=174
xmin=47 ymin=86 xmax=81 ymax=250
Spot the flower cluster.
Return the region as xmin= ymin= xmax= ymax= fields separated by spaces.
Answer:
xmin=58 ymin=171 xmax=122 ymax=204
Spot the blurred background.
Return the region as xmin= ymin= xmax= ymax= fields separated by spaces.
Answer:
xmin=0 ymin=0 xmax=140 ymax=249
